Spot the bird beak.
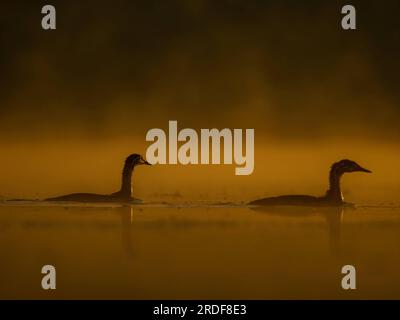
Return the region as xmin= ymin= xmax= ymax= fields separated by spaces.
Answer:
xmin=138 ymin=158 xmax=152 ymax=165
xmin=358 ymin=165 xmax=372 ymax=173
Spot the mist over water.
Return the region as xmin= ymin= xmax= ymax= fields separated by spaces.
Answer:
xmin=1 ymin=137 xmax=399 ymax=205
xmin=1 ymin=1 xmax=400 ymax=142
xmin=1 ymin=2 xmax=399 ymax=203
xmin=1 ymin=2 xmax=399 ymax=204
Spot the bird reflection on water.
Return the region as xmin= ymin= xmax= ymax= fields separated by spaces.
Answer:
xmin=115 ymin=203 xmax=347 ymax=257
xmin=1 ymin=202 xmax=400 ymax=299
xmin=115 ymin=205 xmax=136 ymax=256
xmin=251 ymin=205 xmax=346 ymax=254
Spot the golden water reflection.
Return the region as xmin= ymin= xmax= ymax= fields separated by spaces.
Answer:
xmin=0 ymin=203 xmax=399 ymax=299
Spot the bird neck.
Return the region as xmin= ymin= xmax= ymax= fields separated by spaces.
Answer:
xmin=119 ymin=163 xmax=134 ymax=198
xmin=325 ymin=167 xmax=344 ymax=203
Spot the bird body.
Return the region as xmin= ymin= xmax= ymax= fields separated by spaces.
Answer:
xmin=45 ymin=193 xmax=131 ymax=202
xmin=249 ymin=159 xmax=371 ymax=207
xmin=249 ymin=195 xmax=327 ymax=206
xmin=46 ymin=154 xmax=151 ymax=202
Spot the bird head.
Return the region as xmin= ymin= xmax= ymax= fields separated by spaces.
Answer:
xmin=126 ymin=154 xmax=151 ymax=168
xmin=332 ymin=159 xmax=372 ymax=175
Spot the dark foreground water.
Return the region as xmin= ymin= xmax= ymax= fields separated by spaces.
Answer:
xmin=0 ymin=202 xmax=399 ymax=299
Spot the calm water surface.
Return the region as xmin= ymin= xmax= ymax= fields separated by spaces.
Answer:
xmin=0 ymin=202 xmax=399 ymax=299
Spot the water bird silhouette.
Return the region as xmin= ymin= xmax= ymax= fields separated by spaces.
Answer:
xmin=249 ymin=159 xmax=371 ymax=206
xmin=46 ymin=154 xmax=151 ymax=202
